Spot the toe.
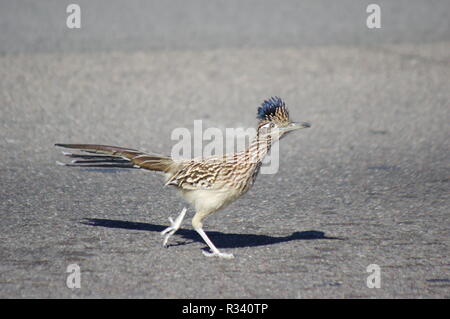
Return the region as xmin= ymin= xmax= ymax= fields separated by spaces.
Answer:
xmin=202 ymin=250 xmax=234 ymax=259
xmin=220 ymin=253 xmax=235 ymax=259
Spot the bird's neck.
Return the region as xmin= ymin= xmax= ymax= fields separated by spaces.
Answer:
xmin=241 ymin=131 xmax=272 ymax=164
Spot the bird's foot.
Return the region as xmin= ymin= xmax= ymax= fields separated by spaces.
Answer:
xmin=202 ymin=250 xmax=234 ymax=259
xmin=161 ymin=207 xmax=187 ymax=247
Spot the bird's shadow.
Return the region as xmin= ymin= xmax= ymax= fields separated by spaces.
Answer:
xmin=81 ymin=218 xmax=343 ymax=249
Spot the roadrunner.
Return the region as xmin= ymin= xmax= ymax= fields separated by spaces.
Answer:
xmin=56 ymin=97 xmax=311 ymax=258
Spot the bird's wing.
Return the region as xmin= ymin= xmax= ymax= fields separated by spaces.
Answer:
xmin=165 ymin=158 xmax=236 ymax=190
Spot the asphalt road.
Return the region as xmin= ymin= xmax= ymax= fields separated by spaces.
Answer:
xmin=0 ymin=1 xmax=449 ymax=298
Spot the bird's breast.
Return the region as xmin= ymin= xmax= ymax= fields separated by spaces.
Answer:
xmin=181 ymin=188 xmax=242 ymax=215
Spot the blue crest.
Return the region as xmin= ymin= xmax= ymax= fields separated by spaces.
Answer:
xmin=257 ymin=96 xmax=286 ymax=120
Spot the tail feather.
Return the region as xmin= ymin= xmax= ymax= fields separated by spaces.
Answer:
xmin=56 ymin=162 xmax=138 ymax=169
xmin=55 ymin=143 xmax=174 ymax=172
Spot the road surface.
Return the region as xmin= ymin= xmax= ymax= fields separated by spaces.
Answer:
xmin=0 ymin=0 xmax=449 ymax=298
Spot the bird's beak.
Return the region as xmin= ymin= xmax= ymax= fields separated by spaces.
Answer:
xmin=282 ymin=121 xmax=311 ymax=132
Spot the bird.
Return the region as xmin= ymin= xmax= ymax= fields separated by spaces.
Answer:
xmin=55 ymin=97 xmax=311 ymax=258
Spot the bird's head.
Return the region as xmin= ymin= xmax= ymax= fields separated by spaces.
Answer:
xmin=256 ymin=96 xmax=311 ymax=140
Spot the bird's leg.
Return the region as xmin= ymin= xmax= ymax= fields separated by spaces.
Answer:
xmin=194 ymin=227 xmax=234 ymax=259
xmin=161 ymin=207 xmax=187 ymax=247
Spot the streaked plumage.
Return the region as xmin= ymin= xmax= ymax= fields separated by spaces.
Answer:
xmin=56 ymin=97 xmax=311 ymax=258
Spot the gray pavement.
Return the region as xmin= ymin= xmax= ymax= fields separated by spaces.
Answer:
xmin=0 ymin=1 xmax=449 ymax=298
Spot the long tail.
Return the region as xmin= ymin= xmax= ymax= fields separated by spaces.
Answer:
xmin=55 ymin=144 xmax=174 ymax=172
